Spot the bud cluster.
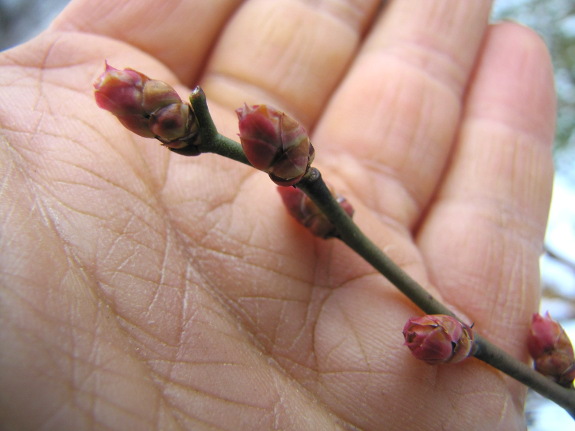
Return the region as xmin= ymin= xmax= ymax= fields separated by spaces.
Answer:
xmin=403 ymin=315 xmax=474 ymax=365
xmin=236 ymin=104 xmax=315 ymax=186
xmin=276 ymin=185 xmax=354 ymax=239
xmin=527 ymin=312 xmax=575 ymax=387
xmin=94 ymin=62 xmax=199 ymax=153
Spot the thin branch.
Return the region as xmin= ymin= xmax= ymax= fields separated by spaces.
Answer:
xmin=296 ymin=168 xmax=454 ymax=316
xmin=297 ymin=168 xmax=575 ymax=418
xmin=474 ymin=335 xmax=575 ymax=419
xmin=189 ymin=87 xmax=250 ymax=166
xmin=184 ymin=88 xmax=575 ymax=419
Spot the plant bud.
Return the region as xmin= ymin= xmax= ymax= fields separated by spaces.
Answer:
xmin=94 ymin=62 xmax=199 ymax=150
xmin=236 ymin=104 xmax=314 ymax=186
xmin=527 ymin=312 xmax=575 ymax=387
xmin=94 ymin=62 xmax=149 ymax=117
xmin=141 ymin=80 xmax=181 ymax=113
xmin=403 ymin=315 xmax=474 ymax=365
xmin=149 ymin=103 xmax=196 ymax=147
xmin=276 ymin=185 xmax=354 ymax=239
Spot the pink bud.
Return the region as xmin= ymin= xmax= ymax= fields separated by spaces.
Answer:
xmin=236 ymin=104 xmax=314 ymax=186
xmin=94 ymin=62 xmax=199 ymax=148
xmin=277 ymin=185 xmax=354 ymax=238
xmin=527 ymin=312 xmax=575 ymax=387
xmin=403 ymin=315 xmax=474 ymax=365
xmin=94 ymin=62 xmax=149 ymax=116
xmin=528 ymin=312 xmax=573 ymax=358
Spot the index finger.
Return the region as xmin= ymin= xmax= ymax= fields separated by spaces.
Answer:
xmin=51 ymin=0 xmax=242 ymax=84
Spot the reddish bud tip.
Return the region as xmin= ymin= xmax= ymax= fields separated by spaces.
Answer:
xmin=277 ymin=185 xmax=353 ymax=239
xmin=236 ymin=104 xmax=314 ymax=186
xmin=528 ymin=312 xmax=573 ymax=358
xmin=528 ymin=312 xmax=575 ymax=387
xmin=403 ymin=315 xmax=474 ymax=365
xmin=94 ymin=61 xmax=149 ymax=116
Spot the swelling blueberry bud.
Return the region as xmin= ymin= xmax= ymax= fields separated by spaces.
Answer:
xmin=528 ymin=312 xmax=575 ymax=387
xmin=236 ymin=104 xmax=314 ymax=186
xmin=277 ymin=185 xmax=353 ymax=239
xmin=141 ymin=80 xmax=181 ymax=113
xmin=94 ymin=62 xmax=199 ymax=151
xmin=403 ymin=315 xmax=474 ymax=365
xmin=94 ymin=62 xmax=150 ymax=117
xmin=149 ymin=104 xmax=195 ymax=147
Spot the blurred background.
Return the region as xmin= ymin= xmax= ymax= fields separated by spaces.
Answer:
xmin=0 ymin=0 xmax=70 ymax=50
xmin=1 ymin=0 xmax=574 ymax=429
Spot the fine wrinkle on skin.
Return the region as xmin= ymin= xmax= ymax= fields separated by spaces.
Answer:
xmin=299 ymin=0 xmax=378 ymax=34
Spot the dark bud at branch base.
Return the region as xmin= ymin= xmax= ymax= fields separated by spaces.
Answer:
xmin=94 ymin=62 xmax=199 ymax=152
xmin=277 ymin=185 xmax=353 ymax=239
xmin=403 ymin=315 xmax=474 ymax=365
xmin=149 ymin=103 xmax=196 ymax=148
xmin=528 ymin=312 xmax=575 ymax=387
xmin=236 ymin=104 xmax=314 ymax=186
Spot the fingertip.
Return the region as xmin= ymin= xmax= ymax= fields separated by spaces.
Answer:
xmin=467 ymin=21 xmax=556 ymax=145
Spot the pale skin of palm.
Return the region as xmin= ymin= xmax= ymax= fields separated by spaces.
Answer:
xmin=0 ymin=0 xmax=556 ymax=430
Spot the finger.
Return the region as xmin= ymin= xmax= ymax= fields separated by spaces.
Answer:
xmin=313 ymin=0 xmax=493 ymax=228
xmin=416 ymin=22 xmax=555 ymax=359
xmin=51 ymin=0 xmax=242 ymax=84
xmin=201 ymin=0 xmax=381 ymax=127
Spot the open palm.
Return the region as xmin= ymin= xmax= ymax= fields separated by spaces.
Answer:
xmin=0 ymin=1 xmax=555 ymax=430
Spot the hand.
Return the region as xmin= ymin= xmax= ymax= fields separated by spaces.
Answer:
xmin=0 ymin=1 xmax=555 ymax=429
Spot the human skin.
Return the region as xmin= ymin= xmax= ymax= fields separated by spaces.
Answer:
xmin=0 ymin=1 xmax=555 ymax=430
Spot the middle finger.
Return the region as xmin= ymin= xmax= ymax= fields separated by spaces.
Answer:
xmin=201 ymin=0 xmax=382 ymax=127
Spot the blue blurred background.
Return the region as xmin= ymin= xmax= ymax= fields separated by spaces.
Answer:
xmin=1 ymin=0 xmax=574 ymax=429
